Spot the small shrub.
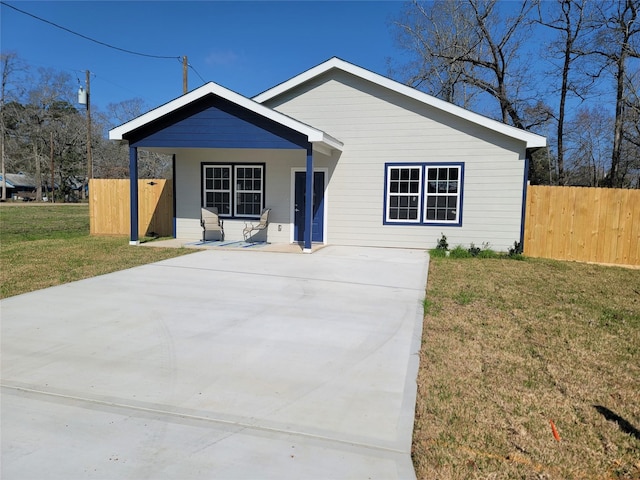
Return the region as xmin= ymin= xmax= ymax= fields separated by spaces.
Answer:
xmin=436 ymin=233 xmax=449 ymax=251
xmin=508 ymin=241 xmax=523 ymax=256
xmin=468 ymin=243 xmax=481 ymax=257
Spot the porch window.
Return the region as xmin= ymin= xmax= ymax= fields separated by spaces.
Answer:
xmin=203 ymin=163 xmax=264 ymax=218
xmin=204 ymin=166 xmax=231 ymax=215
xmin=384 ymin=163 xmax=463 ymax=226
xmin=235 ymin=166 xmax=263 ymax=216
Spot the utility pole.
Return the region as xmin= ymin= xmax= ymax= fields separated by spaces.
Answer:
xmin=86 ymin=70 xmax=92 ymax=182
xmin=183 ymin=56 xmax=188 ymax=94
xmin=50 ymin=131 xmax=54 ymax=203
xmin=78 ymin=71 xmax=92 ymax=200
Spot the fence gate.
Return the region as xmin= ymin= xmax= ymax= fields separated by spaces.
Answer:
xmin=89 ymin=179 xmax=173 ymax=237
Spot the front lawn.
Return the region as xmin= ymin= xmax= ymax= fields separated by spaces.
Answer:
xmin=0 ymin=204 xmax=194 ymax=299
xmin=413 ymin=256 xmax=640 ymax=479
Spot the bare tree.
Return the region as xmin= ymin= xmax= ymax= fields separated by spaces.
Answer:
xmin=620 ymin=66 xmax=640 ymax=186
xmin=588 ymin=0 xmax=640 ymax=187
xmin=537 ymin=0 xmax=594 ymax=185
xmin=391 ymin=0 xmax=550 ymax=130
xmin=0 ymin=52 xmax=27 ymax=200
xmin=391 ymin=0 xmax=479 ymax=107
xmin=565 ymin=106 xmax=614 ymax=185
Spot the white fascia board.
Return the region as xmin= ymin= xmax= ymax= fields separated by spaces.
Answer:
xmin=254 ymin=57 xmax=547 ymax=149
xmin=109 ymin=82 xmax=343 ymax=151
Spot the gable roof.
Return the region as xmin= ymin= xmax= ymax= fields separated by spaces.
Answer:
xmin=109 ymin=82 xmax=343 ymax=152
xmin=253 ymin=57 xmax=547 ymax=149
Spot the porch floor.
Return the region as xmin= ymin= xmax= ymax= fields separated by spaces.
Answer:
xmin=141 ymin=238 xmax=327 ymax=254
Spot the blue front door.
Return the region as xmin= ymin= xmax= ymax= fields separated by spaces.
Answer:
xmin=294 ymin=171 xmax=324 ymax=243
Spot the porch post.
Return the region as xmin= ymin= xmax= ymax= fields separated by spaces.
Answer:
xmin=303 ymin=146 xmax=313 ymax=253
xmin=129 ymin=146 xmax=139 ymax=245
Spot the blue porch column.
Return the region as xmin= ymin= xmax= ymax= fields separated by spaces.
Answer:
xmin=129 ymin=146 xmax=139 ymax=245
xmin=303 ymin=146 xmax=314 ymax=252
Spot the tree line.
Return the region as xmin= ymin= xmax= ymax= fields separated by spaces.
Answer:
xmin=390 ymin=0 xmax=639 ymax=188
xmin=1 ymin=0 xmax=639 ymax=201
xmin=0 ymin=53 xmax=170 ymax=201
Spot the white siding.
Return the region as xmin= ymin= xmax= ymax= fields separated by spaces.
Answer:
xmin=174 ymin=148 xmax=335 ymax=243
xmin=263 ymin=71 xmax=528 ymax=251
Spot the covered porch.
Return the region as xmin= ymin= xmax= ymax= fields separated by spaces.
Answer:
xmin=109 ymin=83 xmax=342 ymax=252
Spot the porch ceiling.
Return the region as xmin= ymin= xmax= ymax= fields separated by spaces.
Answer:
xmin=109 ymin=82 xmax=343 ymax=153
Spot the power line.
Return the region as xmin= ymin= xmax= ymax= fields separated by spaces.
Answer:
xmin=1 ymin=1 xmax=181 ymax=61
xmin=187 ymin=61 xmax=207 ymax=85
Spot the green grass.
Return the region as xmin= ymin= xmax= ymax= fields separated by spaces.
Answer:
xmin=0 ymin=204 xmax=194 ymax=298
xmin=413 ymin=256 xmax=640 ymax=479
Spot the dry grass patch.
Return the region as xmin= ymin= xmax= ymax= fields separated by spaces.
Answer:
xmin=413 ymin=257 xmax=640 ymax=479
xmin=1 ymin=204 xmax=194 ymax=298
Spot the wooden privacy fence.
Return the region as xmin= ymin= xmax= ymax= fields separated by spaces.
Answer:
xmin=524 ymin=185 xmax=640 ymax=267
xmin=89 ymin=179 xmax=173 ymax=237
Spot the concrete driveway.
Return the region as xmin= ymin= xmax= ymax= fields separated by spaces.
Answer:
xmin=1 ymin=246 xmax=429 ymax=479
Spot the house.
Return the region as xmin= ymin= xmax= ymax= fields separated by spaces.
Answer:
xmin=109 ymin=57 xmax=546 ymax=252
xmin=0 ymin=173 xmax=37 ymax=200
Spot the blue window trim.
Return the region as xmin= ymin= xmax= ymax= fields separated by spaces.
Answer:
xmin=383 ymin=162 xmax=464 ymax=227
xmin=201 ymin=162 xmax=266 ymax=219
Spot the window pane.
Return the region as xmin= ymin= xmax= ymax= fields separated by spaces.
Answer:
xmin=400 ymin=169 xmax=410 ymax=180
xmin=423 ymin=165 xmax=461 ymax=224
xmin=390 ymin=169 xmax=399 ymax=180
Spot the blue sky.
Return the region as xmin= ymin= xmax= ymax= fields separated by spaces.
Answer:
xmin=1 ymin=1 xmax=407 ymax=111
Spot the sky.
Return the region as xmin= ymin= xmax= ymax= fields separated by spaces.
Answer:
xmin=1 ymin=1 xmax=408 ymax=113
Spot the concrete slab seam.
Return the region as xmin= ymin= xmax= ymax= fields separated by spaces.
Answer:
xmin=1 ymin=383 xmax=409 ymax=456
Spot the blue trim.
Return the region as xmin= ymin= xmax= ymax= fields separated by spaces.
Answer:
xmin=519 ymin=153 xmax=529 ymax=249
xmin=126 ymin=94 xmax=308 ymax=150
xmin=304 ymin=148 xmax=313 ymax=249
xmin=172 ymin=155 xmax=177 ymax=238
xmin=129 ymin=147 xmax=139 ymax=243
xmin=383 ymin=162 xmax=464 ymax=227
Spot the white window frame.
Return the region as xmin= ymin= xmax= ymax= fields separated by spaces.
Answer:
xmin=234 ymin=165 xmax=264 ymax=218
xmin=203 ymin=165 xmax=232 ymax=216
xmin=202 ymin=163 xmax=265 ymax=218
xmin=385 ymin=165 xmax=422 ymax=223
xmin=424 ymin=165 xmax=462 ymax=225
